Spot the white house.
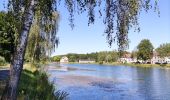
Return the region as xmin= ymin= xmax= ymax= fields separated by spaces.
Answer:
xmin=119 ymin=53 xmax=137 ymax=63
xmin=79 ymin=59 xmax=95 ymax=63
xmin=165 ymin=57 xmax=170 ymax=64
xmin=151 ymin=51 xmax=170 ymax=64
xmin=60 ymin=56 xmax=69 ymax=63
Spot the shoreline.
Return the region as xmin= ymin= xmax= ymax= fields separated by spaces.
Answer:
xmin=66 ymin=62 xmax=170 ymax=68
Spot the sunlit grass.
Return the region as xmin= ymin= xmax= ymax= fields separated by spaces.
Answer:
xmin=23 ymin=63 xmax=37 ymax=72
xmin=0 ymin=64 xmax=10 ymax=69
xmin=0 ymin=63 xmax=68 ymax=100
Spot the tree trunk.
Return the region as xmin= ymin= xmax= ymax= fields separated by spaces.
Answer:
xmin=1 ymin=0 xmax=35 ymax=100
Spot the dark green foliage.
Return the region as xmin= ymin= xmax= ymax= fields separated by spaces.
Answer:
xmin=52 ymin=56 xmax=61 ymax=62
xmin=97 ymin=51 xmax=119 ymax=63
xmin=18 ymin=70 xmax=68 ymax=100
xmin=156 ymin=43 xmax=170 ymax=58
xmin=137 ymin=39 xmax=154 ymax=61
xmin=0 ymin=12 xmax=15 ymax=62
xmin=4 ymin=0 xmax=60 ymax=63
xmin=0 ymin=56 xmax=6 ymax=66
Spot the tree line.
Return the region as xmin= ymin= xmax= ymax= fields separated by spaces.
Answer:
xmin=132 ymin=39 xmax=170 ymax=62
xmin=52 ymin=51 xmax=119 ymax=63
xmin=52 ymin=40 xmax=170 ymax=64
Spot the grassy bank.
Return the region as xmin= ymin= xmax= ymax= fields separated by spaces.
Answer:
xmin=60 ymin=61 xmax=170 ymax=68
xmin=101 ymin=62 xmax=170 ymax=68
xmin=17 ymin=69 xmax=57 ymax=99
xmin=0 ymin=64 xmax=68 ymax=100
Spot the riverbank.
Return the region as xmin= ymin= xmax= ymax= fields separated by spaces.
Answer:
xmin=0 ymin=64 xmax=10 ymax=69
xmin=0 ymin=63 xmax=67 ymax=100
xmin=67 ymin=62 xmax=170 ymax=68
xmin=101 ymin=62 xmax=170 ymax=68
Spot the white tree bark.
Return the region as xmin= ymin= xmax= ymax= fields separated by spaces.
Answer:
xmin=1 ymin=0 xmax=35 ymax=100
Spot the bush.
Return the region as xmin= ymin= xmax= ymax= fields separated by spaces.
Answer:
xmin=18 ymin=70 xmax=68 ymax=100
xmin=0 ymin=56 xmax=6 ymax=66
xmin=99 ymin=61 xmax=103 ymax=64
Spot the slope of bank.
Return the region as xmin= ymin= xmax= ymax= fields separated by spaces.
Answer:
xmin=0 ymin=63 xmax=68 ymax=100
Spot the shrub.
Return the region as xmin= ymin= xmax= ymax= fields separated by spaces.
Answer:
xmin=0 ymin=56 xmax=6 ymax=66
xmin=99 ymin=61 xmax=103 ymax=64
xmin=18 ymin=70 xmax=68 ymax=100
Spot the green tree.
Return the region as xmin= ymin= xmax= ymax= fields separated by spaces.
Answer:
xmin=25 ymin=12 xmax=60 ymax=63
xmin=131 ymin=50 xmax=138 ymax=59
xmin=97 ymin=51 xmax=107 ymax=63
xmin=110 ymin=51 xmax=119 ymax=62
xmin=67 ymin=53 xmax=78 ymax=62
xmin=2 ymin=0 xmax=59 ymax=99
xmin=137 ymin=39 xmax=154 ymax=61
xmin=52 ymin=56 xmax=61 ymax=62
xmin=1 ymin=0 xmax=158 ymax=99
xmin=156 ymin=43 xmax=170 ymax=58
xmin=0 ymin=12 xmax=15 ymax=62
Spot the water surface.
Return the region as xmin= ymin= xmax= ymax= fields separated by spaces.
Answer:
xmin=47 ymin=63 xmax=170 ymax=100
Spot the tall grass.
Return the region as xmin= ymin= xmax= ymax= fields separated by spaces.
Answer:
xmin=18 ymin=69 xmax=68 ymax=100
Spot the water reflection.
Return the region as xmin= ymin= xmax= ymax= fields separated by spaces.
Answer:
xmin=48 ymin=63 xmax=170 ymax=100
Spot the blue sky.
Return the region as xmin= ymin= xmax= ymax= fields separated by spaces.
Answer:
xmin=0 ymin=0 xmax=170 ymax=55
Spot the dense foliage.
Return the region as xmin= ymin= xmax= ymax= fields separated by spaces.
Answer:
xmin=137 ymin=39 xmax=154 ymax=61
xmin=25 ymin=12 xmax=60 ymax=63
xmin=52 ymin=56 xmax=61 ymax=62
xmin=156 ymin=43 xmax=170 ymax=58
xmin=0 ymin=12 xmax=15 ymax=62
xmin=0 ymin=56 xmax=6 ymax=66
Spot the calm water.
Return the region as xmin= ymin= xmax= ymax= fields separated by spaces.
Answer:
xmin=47 ymin=63 xmax=170 ymax=100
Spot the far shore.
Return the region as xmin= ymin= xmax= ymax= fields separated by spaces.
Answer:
xmin=103 ymin=62 xmax=170 ymax=68
xmin=1 ymin=62 xmax=170 ymax=70
xmin=66 ymin=62 xmax=170 ymax=68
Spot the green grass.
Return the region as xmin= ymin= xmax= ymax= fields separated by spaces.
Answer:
xmin=0 ymin=56 xmax=6 ymax=66
xmin=18 ymin=70 xmax=59 ymax=100
xmin=0 ymin=64 xmax=68 ymax=100
xmin=17 ymin=65 xmax=68 ymax=100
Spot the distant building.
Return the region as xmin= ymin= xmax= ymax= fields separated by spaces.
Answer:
xmin=119 ymin=52 xmax=137 ymax=63
xmin=151 ymin=51 xmax=170 ymax=64
xmin=151 ymin=51 xmax=161 ymax=64
xmin=79 ymin=59 xmax=95 ymax=64
xmin=60 ymin=56 xmax=69 ymax=63
xmin=165 ymin=57 xmax=170 ymax=64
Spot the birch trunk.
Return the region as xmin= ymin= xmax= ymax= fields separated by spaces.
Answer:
xmin=1 ymin=0 xmax=35 ymax=100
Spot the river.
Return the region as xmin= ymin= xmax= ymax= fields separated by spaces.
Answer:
xmin=47 ymin=63 xmax=170 ymax=100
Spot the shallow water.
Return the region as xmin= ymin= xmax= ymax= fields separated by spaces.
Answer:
xmin=47 ymin=63 xmax=170 ymax=100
